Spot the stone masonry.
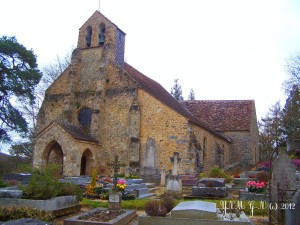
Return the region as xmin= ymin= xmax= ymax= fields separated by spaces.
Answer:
xmin=33 ymin=11 xmax=259 ymax=177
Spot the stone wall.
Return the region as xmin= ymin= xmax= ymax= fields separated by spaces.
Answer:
xmin=137 ymin=89 xmax=231 ymax=174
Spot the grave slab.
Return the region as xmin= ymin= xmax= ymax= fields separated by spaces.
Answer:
xmin=171 ymin=201 xmax=217 ymax=220
xmin=64 ymin=208 xmax=136 ymax=225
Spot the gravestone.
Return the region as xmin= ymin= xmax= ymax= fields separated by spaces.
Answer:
xmin=171 ymin=201 xmax=217 ymax=220
xmin=271 ymin=148 xmax=297 ymax=202
xmin=285 ymin=189 xmax=300 ymax=225
xmin=160 ymin=169 xmax=166 ymax=186
xmin=270 ymin=148 xmax=297 ymax=224
xmin=140 ymin=138 xmax=157 ymax=175
xmin=166 ymin=152 xmax=182 ymax=193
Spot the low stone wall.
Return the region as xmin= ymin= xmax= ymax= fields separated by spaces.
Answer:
xmin=0 ymin=195 xmax=78 ymax=213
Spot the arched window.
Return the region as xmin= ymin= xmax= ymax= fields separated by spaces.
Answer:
xmin=78 ymin=108 xmax=93 ymax=128
xmin=98 ymin=23 xmax=106 ymax=45
xmin=203 ymin=137 xmax=207 ymax=160
xmin=85 ymin=26 xmax=92 ymax=47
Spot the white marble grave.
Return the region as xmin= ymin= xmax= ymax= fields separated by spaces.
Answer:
xmin=171 ymin=201 xmax=217 ymax=220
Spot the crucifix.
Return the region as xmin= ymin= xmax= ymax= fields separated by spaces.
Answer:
xmin=98 ymin=0 xmax=100 ymax=11
xmin=170 ymin=152 xmax=181 ymax=176
xmin=108 ymin=155 xmax=125 ymax=189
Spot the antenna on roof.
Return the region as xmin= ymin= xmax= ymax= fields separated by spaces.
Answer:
xmin=98 ymin=0 xmax=100 ymax=11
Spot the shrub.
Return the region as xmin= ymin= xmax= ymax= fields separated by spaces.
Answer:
xmin=0 ymin=206 xmax=53 ymax=222
xmin=0 ymin=179 xmax=8 ymax=188
xmin=125 ymin=173 xmax=139 ymax=179
xmin=122 ymin=192 xmax=136 ymax=200
xmin=100 ymin=192 xmax=109 ymax=200
xmin=57 ymin=182 xmax=83 ymax=200
xmin=161 ymin=193 xmax=175 ymax=212
xmin=199 ymin=166 xmax=233 ymax=183
xmin=94 ymin=186 xmax=104 ymax=195
xmin=20 ymin=165 xmax=81 ymax=200
xmin=144 ymin=200 xmax=168 ymax=217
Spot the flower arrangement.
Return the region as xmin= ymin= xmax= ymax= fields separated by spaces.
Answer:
xmin=116 ymin=179 xmax=126 ymax=192
xmin=246 ymin=181 xmax=266 ymax=193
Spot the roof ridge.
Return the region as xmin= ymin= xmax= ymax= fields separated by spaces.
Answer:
xmin=124 ymin=63 xmax=231 ymax=142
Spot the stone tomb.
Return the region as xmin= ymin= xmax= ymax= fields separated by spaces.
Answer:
xmin=171 ymin=201 xmax=217 ymax=220
xmin=139 ymin=200 xmax=251 ymax=225
xmin=191 ymin=178 xmax=228 ymax=198
xmin=64 ymin=208 xmax=136 ymax=225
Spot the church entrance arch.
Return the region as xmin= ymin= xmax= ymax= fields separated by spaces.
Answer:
xmin=43 ymin=141 xmax=64 ymax=177
xmin=80 ymin=149 xmax=94 ymax=176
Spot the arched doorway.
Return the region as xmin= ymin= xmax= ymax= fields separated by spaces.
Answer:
xmin=80 ymin=149 xmax=94 ymax=176
xmin=43 ymin=141 xmax=64 ymax=177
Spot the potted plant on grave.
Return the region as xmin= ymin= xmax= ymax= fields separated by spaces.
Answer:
xmin=246 ymin=181 xmax=266 ymax=193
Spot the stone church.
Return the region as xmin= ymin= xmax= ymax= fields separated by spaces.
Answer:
xmin=33 ymin=11 xmax=259 ymax=177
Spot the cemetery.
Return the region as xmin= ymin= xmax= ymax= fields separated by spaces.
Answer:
xmin=0 ymin=148 xmax=299 ymax=225
xmin=0 ymin=10 xmax=300 ymax=225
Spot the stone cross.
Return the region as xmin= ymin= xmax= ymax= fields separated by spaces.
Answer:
xmin=170 ymin=152 xmax=181 ymax=176
xmin=108 ymin=155 xmax=125 ymax=189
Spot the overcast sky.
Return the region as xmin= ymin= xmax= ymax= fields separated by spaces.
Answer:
xmin=1 ymin=0 xmax=300 ymax=120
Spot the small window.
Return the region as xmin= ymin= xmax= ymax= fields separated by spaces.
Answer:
xmin=78 ymin=108 xmax=93 ymax=127
xmin=203 ymin=137 xmax=207 ymax=160
xmin=98 ymin=23 xmax=106 ymax=45
xmin=85 ymin=26 xmax=92 ymax=47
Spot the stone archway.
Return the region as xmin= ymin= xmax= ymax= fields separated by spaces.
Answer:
xmin=80 ymin=149 xmax=94 ymax=176
xmin=43 ymin=141 xmax=64 ymax=177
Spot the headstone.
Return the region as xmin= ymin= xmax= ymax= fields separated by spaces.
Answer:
xmin=140 ymin=138 xmax=157 ymax=175
xmin=170 ymin=201 xmax=217 ymax=220
xmin=166 ymin=152 xmax=182 ymax=193
xmin=125 ymin=167 xmax=130 ymax=177
xmin=170 ymin=152 xmax=180 ymax=175
xmin=285 ymin=189 xmax=300 ymax=225
xmin=270 ymin=148 xmax=297 ymax=224
xmin=271 ymin=148 xmax=297 ymax=201
xmin=160 ymin=169 xmax=166 ymax=186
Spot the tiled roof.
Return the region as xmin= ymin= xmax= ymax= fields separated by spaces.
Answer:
xmin=124 ymin=63 xmax=231 ymax=142
xmin=56 ymin=120 xmax=99 ymax=143
xmin=180 ymin=100 xmax=254 ymax=132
